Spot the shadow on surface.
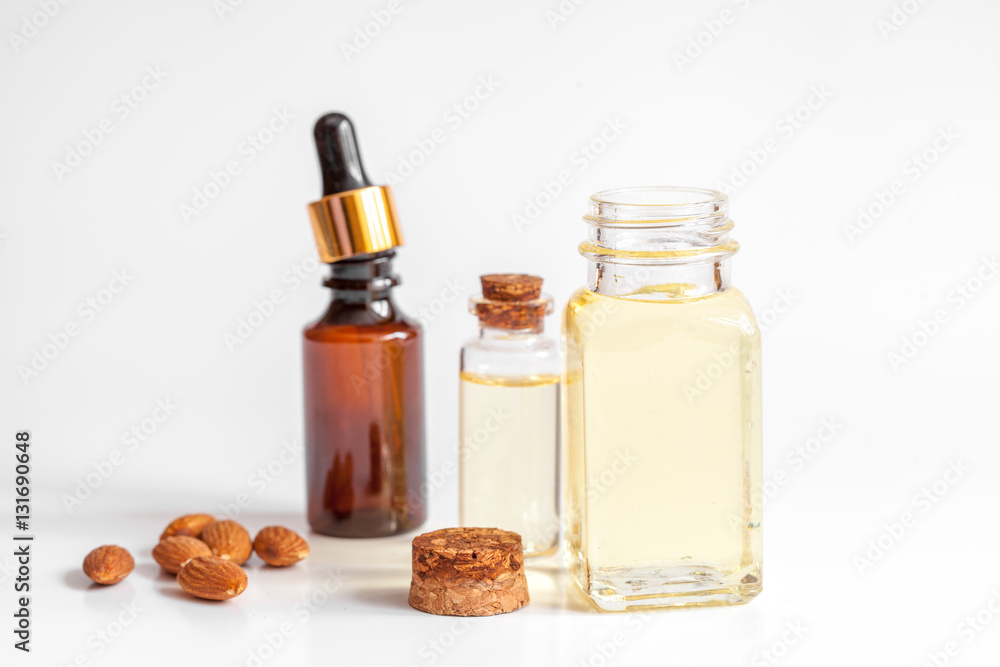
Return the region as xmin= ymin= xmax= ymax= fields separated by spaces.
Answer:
xmin=63 ymin=568 xmax=99 ymax=591
xmin=136 ymin=561 xmax=174 ymax=581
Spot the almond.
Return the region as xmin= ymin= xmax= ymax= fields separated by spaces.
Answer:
xmin=200 ymin=520 xmax=252 ymax=565
xmin=83 ymin=545 xmax=134 ymax=585
xmin=153 ymin=536 xmax=212 ymax=574
xmin=177 ymin=555 xmax=248 ymax=601
xmin=253 ymin=526 xmax=310 ymax=567
xmin=160 ymin=513 xmax=216 ymax=541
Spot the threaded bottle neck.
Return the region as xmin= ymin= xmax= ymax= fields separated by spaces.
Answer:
xmin=323 ymin=250 xmax=399 ymax=302
xmin=579 ymin=187 xmax=738 ymax=300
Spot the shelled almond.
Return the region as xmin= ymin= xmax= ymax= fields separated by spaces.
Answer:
xmin=177 ymin=555 xmax=248 ymax=601
xmin=153 ymin=536 xmax=212 ymax=574
xmin=200 ymin=520 xmax=252 ymax=565
xmin=83 ymin=545 xmax=134 ymax=585
xmin=159 ymin=513 xmax=216 ymax=541
xmin=253 ymin=526 xmax=310 ymax=567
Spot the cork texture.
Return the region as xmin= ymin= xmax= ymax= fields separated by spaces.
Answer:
xmin=480 ymin=274 xmax=543 ymax=302
xmin=408 ymin=527 xmax=530 ymax=617
xmin=476 ymin=274 xmax=547 ymax=331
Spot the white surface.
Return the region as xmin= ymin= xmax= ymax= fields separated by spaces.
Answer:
xmin=1 ymin=0 xmax=999 ymax=665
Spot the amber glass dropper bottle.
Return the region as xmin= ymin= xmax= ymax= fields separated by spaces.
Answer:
xmin=303 ymin=112 xmax=426 ymax=537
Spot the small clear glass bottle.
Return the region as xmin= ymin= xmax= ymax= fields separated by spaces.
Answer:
xmin=562 ymin=187 xmax=762 ymax=610
xmin=459 ymin=274 xmax=559 ymax=558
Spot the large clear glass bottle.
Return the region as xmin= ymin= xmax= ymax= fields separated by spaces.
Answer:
xmin=562 ymin=187 xmax=762 ymax=610
xmin=459 ymin=274 xmax=559 ymax=557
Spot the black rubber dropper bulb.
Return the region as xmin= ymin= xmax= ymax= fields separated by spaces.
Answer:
xmin=314 ymin=112 xmax=373 ymax=197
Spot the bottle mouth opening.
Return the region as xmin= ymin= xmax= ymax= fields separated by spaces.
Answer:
xmin=581 ymin=186 xmax=736 ymax=265
xmin=587 ymin=186 xmax=728 ymax=225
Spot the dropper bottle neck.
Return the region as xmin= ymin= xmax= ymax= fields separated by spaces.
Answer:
xmin=323 ymin=251 xmax=399 ymax=303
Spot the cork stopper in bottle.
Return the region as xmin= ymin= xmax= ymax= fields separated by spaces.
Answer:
xmin=408 ymin=527 xmax=530 ymax=617
xmin=471 ymin=274 xmax=552 ymax=331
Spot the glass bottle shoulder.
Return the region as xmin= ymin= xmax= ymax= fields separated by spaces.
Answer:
xmin=460 ymin=329 xmax=560 ymax=380
xmin=563 ymin=286 xmax=760 ymax=342
xmin=304 ymin=299 xmax=422 ymax=343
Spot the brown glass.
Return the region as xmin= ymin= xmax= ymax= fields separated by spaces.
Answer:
xmin=303 ymin=251 xmax=425 ymax=537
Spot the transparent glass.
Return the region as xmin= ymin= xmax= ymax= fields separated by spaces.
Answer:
xmin=459 ymin=322 xmax=560 ymax=558
xmin=562 ymin=187 xmax=762 ymax=610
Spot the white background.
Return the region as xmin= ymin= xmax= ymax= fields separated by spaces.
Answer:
xmin=2 ymin=0 xmax=999 ymax=665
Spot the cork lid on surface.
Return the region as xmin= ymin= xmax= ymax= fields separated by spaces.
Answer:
xmin=408 ymin=527 xmax=530 ymax=617
xmin=470 ymin=274 xmax=553 ymax=331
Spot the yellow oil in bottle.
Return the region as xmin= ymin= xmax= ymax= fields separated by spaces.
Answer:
xmin=562 ymin=286 xmax=762 ymax=609
xmin=459 ymin=372 xmax=559 ymax=557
